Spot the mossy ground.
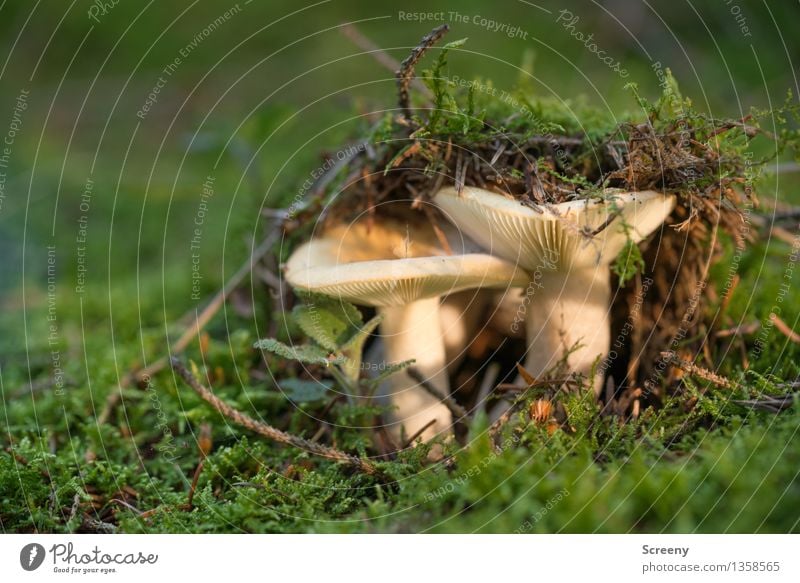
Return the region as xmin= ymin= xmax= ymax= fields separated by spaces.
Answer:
xmin=3 ymin=379 xmax=799 ymax=533
xmin=2 ymin=190 xmax=798 ymax=532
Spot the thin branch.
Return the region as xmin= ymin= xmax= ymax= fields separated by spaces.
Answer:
xmin=109 ymin=498 xmax=143 ymax=516
xmin=83 ymin=518 xmax=117 ymax=534
xmin=396 ymin=24 xmax=449 ymax=120
xmin=765 ymin=162 xmax=800 ymax=175
xmin=98 ymin=235 xmax=277 ymax=425
xmin=170 ymin=357 xmax=381 ymax=476
xmin=770 ymin=312 xmax=800 ymax=344
xmin=186 ymin=423 xmax=212 ymax=509
xmin=186 ymin=460 xmax=205 ymax=509
xmin=407 ymin=367 xmax=467 ymax=419
xmin=583 ymin=208 xmax=623 ymax=238
xmin=340 ymin=23 xmax=432 ymax=100
xmin=750 ymin=214 xmax=798 ymax=246
xmin=766 ymin=207 xmax=800 ymax=220
xmin=402 ymin=418 xmax=437 ymax=449
xmin=714 ymin=321 xmax=760 ymax=338
xmin=474 ymin=362 xmax=500 ymax=415
xmin=310 ymin=394 xmax=342 ymax=443
xmin=487 ymin=402 xmax=517 ymax=449
xmin=495 ymin=378 xmax=580 ymax=392
xmin=732 ymin=395 xmax=795 ymax=413
xmin=149 ymin=235 xmax=277 ymax=378
xmin=659 ymin=351 xmax=735 ymax=389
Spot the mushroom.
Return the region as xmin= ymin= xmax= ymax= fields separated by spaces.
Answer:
xmin=434 ymin=186 xmax=675 ymax=394
xmin=284 ymin=217 xmax=528 ymax=446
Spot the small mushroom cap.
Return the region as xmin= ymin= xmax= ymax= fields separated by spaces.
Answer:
xmin=285 ymin=215 xmax=477 ymax=274
xmin=434 ymin=186 xmax=676 ymax=271
xmin=285 ymin=221 xmax=529 ymax=306
xmin=318 ymin=217 xmax=460 ymax=262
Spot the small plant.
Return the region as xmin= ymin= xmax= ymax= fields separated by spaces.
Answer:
xmin=255 ymin=293 xmax=411 ymax=402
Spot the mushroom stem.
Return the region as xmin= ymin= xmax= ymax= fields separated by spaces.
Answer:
xmin=378 ymin=296 xmax=453 ymax=444
xmin=523 ymin=267 xmax=610 ymax=395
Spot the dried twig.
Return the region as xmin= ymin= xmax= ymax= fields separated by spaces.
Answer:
xmin=714 ymin=321 xmax=760 ymax=338
xmin=396 ymin=24 xmax=449 ymax=120
xmin=146 ymin=235 xmax=278 ymax=378
xmin=769 ymin=312 xmax=800 ymax=344
xmin=659 ymin=351 xmax=735 ymax=389
xmin=495 ymin=378 xmax=579 ymax=392
xmin=171 ymin=357 xmax=381 ymax=476
xmin=474 ymin=362 xmax=501 ymax=414
xmin=750 ymin=214 xmax=798 ymax=246
xmin=186 ymin=423 xmax=212 ymax=509
xmin=407 ymin=367 xmax=467 ymax=419
xmin=5 ymin=446 xmax=51 ymax=479
xmin=372 ymin=414 xmax=400 ymax=458
xmin=67 ymin=493 xmax=83 ymax=523
xmin=341 ymin=23 xmax=432 ymax=100
xmin=98 ymin=236 xmax=277 ymax=425
xmin=732 ymin=395 xmax=795 ymax=413
xmin=421 ymin=203 xmax=454 ymax=255
xmin=769 ymin=225 xmax=796 ymax=246
xmin=83 ymin=518 xmax=117 ymax=534
xmin=402 ymin=418 xmax=438 ymax=448
xmin=109 ymin=498 xmax=142 ymax=516
xmin=310 ymin=394 xmax=342 ymax=443
xmin=759 ymin=207 xmax=800 ymax=221
xmin=583 ymin=208 xmax=623 ymax=238
xmin=487 ymin=403 xmax=518 ymax=450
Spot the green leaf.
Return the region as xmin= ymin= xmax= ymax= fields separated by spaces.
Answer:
xmin=612 ymin=239 xmax=645 ymax=286
xmin=462 ymin=83 xmax=476 ymax=134
xmin=254 ymin=338 xmax=343 ymax=366
xmin=655 ymin=68 xmax=688 ymax=120
xmin=339 ymin=315 xmax=383 ymax=382
xmin=423 ymin=38 xmax=468 ymax=133
xmin=363 ymin=359 xmax=415 ymax=390
xmin=280 ymin=378 xmax=333 ymax=402
xmin=340 ymin=314 xmax=382 ymax=353
xmin=292 ymin=295 xmax=363 ymax=351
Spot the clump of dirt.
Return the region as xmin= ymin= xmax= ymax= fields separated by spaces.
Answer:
xmin=283 ymin=25 xmax=794 ymax=413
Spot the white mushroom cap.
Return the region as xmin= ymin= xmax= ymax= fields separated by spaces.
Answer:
xmin=284 ymin=217 xmax=528 ymax=307
xmin=434 ymin=186 xmax=676 ymax=270
xmin=286 ymin=239 xmax=528 ymax=307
